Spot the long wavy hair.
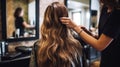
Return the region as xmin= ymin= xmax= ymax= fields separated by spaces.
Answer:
xmin=37 ymin=2 xmax=82 ymax=67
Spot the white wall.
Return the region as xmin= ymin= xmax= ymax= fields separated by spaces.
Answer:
xmin=39 ymin=0 xmax=64 ymax=26
xmin=91 ymin=0 xmax=100 ymax=10
xmin=29 ymin=1 xmax=35 ymax=26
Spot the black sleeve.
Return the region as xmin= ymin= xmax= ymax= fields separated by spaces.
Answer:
xmin=103 ymin=10 xmax=120 ymax=39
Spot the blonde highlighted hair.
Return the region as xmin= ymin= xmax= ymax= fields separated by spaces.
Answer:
xmin=37 ymin=2 xmax=82 ymax=67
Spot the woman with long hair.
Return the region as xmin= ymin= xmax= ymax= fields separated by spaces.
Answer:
xmin=30 ymin=2 xmax=82 ymax=67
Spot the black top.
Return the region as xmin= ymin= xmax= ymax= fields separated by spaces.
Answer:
xmin=99 ymin=6 xmax=120 ymax=67
xmin=15 ymin=17 xmax=25 ymax=36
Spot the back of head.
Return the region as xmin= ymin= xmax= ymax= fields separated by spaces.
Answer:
xmin=14 ymin=7 xmax=22 ymax=18
xmin=38 ymin=2 xmax=82 ymax=67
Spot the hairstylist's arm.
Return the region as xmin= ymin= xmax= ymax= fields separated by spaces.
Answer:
xmin=60 ymin=17 xmax=113 ymax=51
xmin=23 ymin=22 xmax=35 ymax=29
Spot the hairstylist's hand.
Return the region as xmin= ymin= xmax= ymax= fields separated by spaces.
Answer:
xmin=60 ymin=17 xmax=77 ymax=29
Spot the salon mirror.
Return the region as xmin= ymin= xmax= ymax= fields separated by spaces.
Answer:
xmin=1 ymin=0 xmax=39 ymax=42
xmin=65 ymin=0 xmax=90 ymax=29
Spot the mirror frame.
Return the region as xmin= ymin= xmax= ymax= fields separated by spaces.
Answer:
xmin=1 ymin=0 xmax=39 ymax=42
xmin=0 ymin=0 xmax=2 ymax=40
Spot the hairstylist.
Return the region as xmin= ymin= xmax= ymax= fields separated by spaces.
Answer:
xmin=60 ymin=0 xmax=120 ymax=67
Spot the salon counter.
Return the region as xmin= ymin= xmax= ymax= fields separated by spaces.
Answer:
xmin=0 ymin=52 xmax=31 ymax=67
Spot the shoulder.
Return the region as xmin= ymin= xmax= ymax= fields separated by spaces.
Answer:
xmin=16 ymin=17 xmax=22 ymax=19
xmin=17 ymin=17 xmax=24 ymax=21
xmin=34 ymin=40 xmax=41 ymax=47
xmin=108 ymin=9 xmax=120 ymax=23
xmin=33 ymin=40 xmax=41 ymax=51
xmin=111 ymin=9 xmax=120 ymax=17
